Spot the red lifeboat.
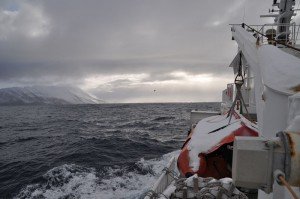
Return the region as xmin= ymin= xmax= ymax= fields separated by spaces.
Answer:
xmin=177 ymin=113 xmax=259 ymax=179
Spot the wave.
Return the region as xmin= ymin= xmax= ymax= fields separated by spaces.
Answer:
xmin=0 ymin=141 xmax=7 ymax=146
xmin=15 ymin=151 xmax=180 ymax=199
xmin=152 ymin=116 xmax=176 ymax=121
xmin=15 ymin=127 xmax=39 ymax=132
xmin=116 ymin=120 xmax=153 ymax=128
xmin=15 ymin=137 xmax=38 ymax=143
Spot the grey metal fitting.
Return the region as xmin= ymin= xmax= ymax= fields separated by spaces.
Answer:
xmin=273 ymin=169 xmax=285 ymax=186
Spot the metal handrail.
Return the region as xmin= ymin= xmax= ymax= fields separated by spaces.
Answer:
xmin=230 ymin=23 xmax=300 ymax=44
xmin=231 ymin=23 xmax=300 ymax=52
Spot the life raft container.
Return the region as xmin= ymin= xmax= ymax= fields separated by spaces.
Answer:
xmin=177 ymin=113 xmax=259 ymax=179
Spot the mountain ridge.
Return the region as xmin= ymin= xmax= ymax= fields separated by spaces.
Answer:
xmin=0 ymin=86 xmax=104 ymax=105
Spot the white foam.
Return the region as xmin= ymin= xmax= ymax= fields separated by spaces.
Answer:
xmin=15 ymin=151 xmax=180 ymax=199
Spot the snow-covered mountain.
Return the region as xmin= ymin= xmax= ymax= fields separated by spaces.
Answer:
xmin=0 ymin=86 xmax=104 ymax=105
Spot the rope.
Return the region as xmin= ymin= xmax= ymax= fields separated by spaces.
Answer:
xmin=144 ymin=167 xmax=178 ymax=198
xmin=162 ymin=167 xmax=178 ymax=180
xmin=145 ymin=190 xmax=158 ymax=198
xmin=278 ymin=175 xmax=300 ymax=199
xmin=241 ymin=23 xmax=300 ymax=52
xmin=158 ymin=193 xmax=168 ymax=199
xmin=207 ymin=120 xmax=240 ymax=134
xmin=173 ymin=177 xmax=248 ymax=199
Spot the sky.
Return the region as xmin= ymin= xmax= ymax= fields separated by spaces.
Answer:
xmin=0 ymin=0 xmax=285 ymax=102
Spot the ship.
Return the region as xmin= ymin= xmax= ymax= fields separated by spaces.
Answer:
xmin=144 ymin=0 xmax=300 ymax=198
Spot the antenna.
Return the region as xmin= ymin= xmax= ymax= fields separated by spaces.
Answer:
xmin=273 ymin=0 xmax=279 ymax=6
xmin=296 ymin=0 xmax=300 ymax=11
xmin=243 ymin=7 xmax=246 ymax=23
xmin=260 ymin=0 xmax=296 ymax=20
xmin=260 ymin=0 xmax=297 ymax=41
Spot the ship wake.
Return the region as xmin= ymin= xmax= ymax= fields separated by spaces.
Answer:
xmin=15 ymin=151 xmax=180 ymax=199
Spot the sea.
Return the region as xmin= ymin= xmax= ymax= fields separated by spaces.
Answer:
xmin=0 ymin=102 xmax=219 ymax=199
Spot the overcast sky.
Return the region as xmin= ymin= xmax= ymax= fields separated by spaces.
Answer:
xmin=0 ymin=0 xmax=283 ymax=102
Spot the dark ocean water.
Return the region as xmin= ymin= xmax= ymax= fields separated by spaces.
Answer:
xmin=0 ymin=103 xmax=219 ymax=199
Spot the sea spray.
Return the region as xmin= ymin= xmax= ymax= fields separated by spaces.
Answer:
xmin=15 ymin=151 xmax=180 ymax=199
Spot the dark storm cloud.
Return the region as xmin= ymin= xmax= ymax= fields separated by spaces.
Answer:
xmin=0 ymin=57 xmax=229 ymax=80
xmin=0 ymin=0 xmax=275 ymax=101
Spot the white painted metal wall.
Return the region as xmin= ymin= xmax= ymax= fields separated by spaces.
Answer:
xmin=232 ymin=25 xmax=300 ymax=199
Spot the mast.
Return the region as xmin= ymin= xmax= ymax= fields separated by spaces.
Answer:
xmin=261 ymin=0 xmax=296 ymax=40
xmin=274 ymin=0 xmax=295 ymax=39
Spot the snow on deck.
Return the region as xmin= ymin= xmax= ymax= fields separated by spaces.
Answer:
xmin=187 ymin=114 xmax=242 ymax=172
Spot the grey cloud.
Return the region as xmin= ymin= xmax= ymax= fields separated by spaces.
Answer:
xmin=0 ymin=57 xmax=232 ymax=86
xmin=91 ymin=79 xmax=223 ymax=103
xmin=0 ymin=0 xmax=274 ymax=101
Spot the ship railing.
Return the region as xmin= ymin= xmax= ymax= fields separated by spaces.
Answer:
xmin=230 ymin=23 xmax=300 ymax=48
xmin=144 ymin=156 xmax=176 ymax=199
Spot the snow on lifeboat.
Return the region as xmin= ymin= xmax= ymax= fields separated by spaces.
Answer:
xmin=177 ymin=111 xmax=259 ymax=179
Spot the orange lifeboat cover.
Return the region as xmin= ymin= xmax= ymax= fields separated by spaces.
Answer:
xmin=177 ymin=118 xmax=258 ymax=178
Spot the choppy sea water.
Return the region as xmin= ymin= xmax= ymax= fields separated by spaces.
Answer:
xmin=0 ymin=103 xmax=219 ymax=199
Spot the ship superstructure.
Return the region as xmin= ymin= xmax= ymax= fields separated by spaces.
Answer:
xmin=228 ymin=0 xmax=300 ymax=198
xmin=144 ymin=0 xmax=300 ymax=198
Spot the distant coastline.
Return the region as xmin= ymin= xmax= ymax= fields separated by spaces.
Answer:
xmin=0 ymin=86 xmax=104 ymax=105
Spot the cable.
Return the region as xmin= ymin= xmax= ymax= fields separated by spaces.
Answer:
xmin=278 ymin=175 xmax=300 ymax=199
